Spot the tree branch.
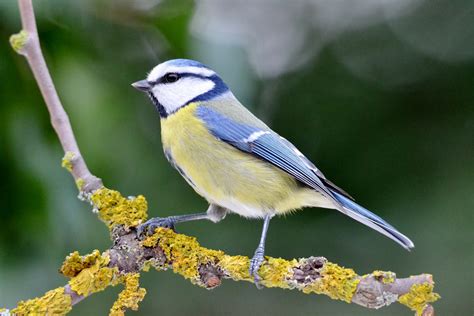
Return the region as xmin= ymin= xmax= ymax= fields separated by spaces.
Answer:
xmin=10 ymin=0 xmax=102 ymax=194
xmin=3 ymin=192 xmax=439 ymax=315
xmin=4 ymin=1 xmax=440 ymax=315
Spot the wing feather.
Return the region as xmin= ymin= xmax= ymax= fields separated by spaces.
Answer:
xmin=196 ymin=105 xmax=414 ymax=250
xmin=197 ymin=106 xmax=335 ymax=199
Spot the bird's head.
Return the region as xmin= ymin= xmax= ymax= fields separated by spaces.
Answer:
xmin=132 ymin=59 xmax=230 ymax=117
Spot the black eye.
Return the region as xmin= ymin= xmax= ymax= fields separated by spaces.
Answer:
xmin=163 ymin=73 xmax=180 ymax=84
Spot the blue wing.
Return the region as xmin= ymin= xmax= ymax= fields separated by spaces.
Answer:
xmin=196 ymin=106 xmax=334 ymax=198
xmin=196 ymin=105 xmax=414 ymax=250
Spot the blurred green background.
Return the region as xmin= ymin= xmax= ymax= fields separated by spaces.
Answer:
xmin=1 ymin=0 xmax=473 ymax=315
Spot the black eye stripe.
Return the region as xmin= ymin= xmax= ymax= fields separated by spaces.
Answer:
xmin=149 ymin=72 xmax=213 ymax=86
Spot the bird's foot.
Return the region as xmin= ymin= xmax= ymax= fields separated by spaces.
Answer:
xmin=137 ymin=217 xmax=176 ymax=238
xmin=249 ymin=246 xmax=266 ymax=289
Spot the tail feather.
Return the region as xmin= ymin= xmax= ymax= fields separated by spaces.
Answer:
xmin=331 ymin=190 xmax=414 ymax=250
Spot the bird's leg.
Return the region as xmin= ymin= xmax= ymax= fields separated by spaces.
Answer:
xmin=137 ymin=204 xmax=227 ymax=237
xmin=249 ymin=214 xmax=273 ymax=288
xmin=137 ymin=212 xmax=209 ymax=236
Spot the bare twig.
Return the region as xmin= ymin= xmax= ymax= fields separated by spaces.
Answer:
xmin=11 ymin=0 xmax=102 ymax=193
xmin=7 ymin=0 xmax=103 ymax=310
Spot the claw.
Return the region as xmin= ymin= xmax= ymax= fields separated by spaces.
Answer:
xmin=249 ymin=246 xmax=265 ymax=289
xmin=137 ymin=217 xmax=176 ymax=239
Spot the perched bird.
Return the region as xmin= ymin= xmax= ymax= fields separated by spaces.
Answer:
xmin=132 ymin=59 xmax=414 ymax=285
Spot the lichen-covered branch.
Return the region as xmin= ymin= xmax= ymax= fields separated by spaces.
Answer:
xmin=2 ymin=189 xmax=439 ymax=316
xmin=10 ymin=0 xmax=102 ymax=193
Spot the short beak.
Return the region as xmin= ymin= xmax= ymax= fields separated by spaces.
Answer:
xmin=131 ymin=80 xmax=151 ymax=92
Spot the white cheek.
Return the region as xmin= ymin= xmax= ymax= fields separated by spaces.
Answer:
xmin=152 ymin=78 xmax=215 ymax=114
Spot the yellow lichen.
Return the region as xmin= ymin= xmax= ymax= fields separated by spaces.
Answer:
xmin=219 ymin=255 xmax=252 ymax=281
xmin=398 ymin=282 xmax=440 ymax=316
xmin=109 ymin=273 xmax=146 ymax=316
xmin=140 ymin=230 xmax=161 ymax=248
xmin=91 ymin=188 xmax=148 ymax=229
xmin=301 ymin=262 xmax=360 ymax=302
xmin=139 ymin=227 xmax=439 ymax=313
xmin=75 ymin=178 xmax=85 ymax=191
xmin=143 ymin=227 xmax=225 ymax=283
xmin=372 ymin=270 xmax=396 ymax=284
xmin=143 ymin=228 xmax=359 ymax=296
xmin=259 ymin=257 xmax=298 ymax=289
xmin=59 ymin=249 xmax=148 ymax=314
xmin=61 ymin=151 xmax=75 ymax=172
xmin=9 ymin=30 xmax=28 ymax=53
xmin=143 ymin=228 xmax=306 ymax=290
xmin=60 ymin=249 xmax=103 ymax=278
xmin=141 ymin=258 xmax=162 ymax=272
xmin=11 ymin=287 xmax=72 ymax=315
xmin=67 ymin=251 xmax=119 ymax=296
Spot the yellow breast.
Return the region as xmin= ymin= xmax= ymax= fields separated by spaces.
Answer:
xmin=160 ymin=103 xmax=320 ymax=217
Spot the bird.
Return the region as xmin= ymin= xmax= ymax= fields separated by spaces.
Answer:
xmin=132 ymin=58 xmax=414 ymax=286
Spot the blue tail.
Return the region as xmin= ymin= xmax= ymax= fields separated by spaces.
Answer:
xmin=331 ymin=191 xmax=414 ymax=250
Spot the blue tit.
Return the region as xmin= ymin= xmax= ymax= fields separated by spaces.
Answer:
xmin=132 ymin=59 xmax=414 ymax=285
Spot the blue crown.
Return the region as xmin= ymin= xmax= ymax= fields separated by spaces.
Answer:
xmin=165 ymin=59 xmax=209 ymax=69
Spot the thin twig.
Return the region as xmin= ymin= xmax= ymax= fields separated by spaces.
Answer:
xmin=13 ymin=0 xmax=102 ymax=193
xmin=9 ymin=0 xmax=103 ymax=309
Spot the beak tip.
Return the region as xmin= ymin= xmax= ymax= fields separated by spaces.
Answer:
xmin=132 ymin=80 xmax=151 ymax=92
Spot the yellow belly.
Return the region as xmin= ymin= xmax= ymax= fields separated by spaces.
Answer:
xmin=161 ymin=103 xmax=328 ymax=218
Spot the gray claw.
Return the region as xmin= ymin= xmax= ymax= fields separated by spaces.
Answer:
xmin=249 ymin=247 xmax=265 ymax=289
xmin=137 ymin=217 xmax=175 ymax=239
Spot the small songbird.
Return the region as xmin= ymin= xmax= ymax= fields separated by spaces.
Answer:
xmin=132 ymin=59 xmax=414 ymax=285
